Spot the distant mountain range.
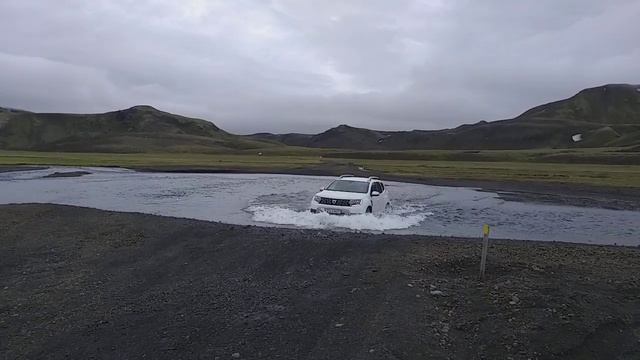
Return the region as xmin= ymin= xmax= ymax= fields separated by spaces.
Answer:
xmin=249 ymin=84 xmax=640 ymax=150
xmin=1 ymin=84 xmax=639 ymax=152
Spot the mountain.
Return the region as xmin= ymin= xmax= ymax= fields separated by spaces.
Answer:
xmin=517 ymin=84 xmax=640 ymax=124
xmin=0 ymin=105 xmax=276 ymax=152
xmin=250 ymin=84 xmax=640 ymax=150
xmin=2 ymin=84 xmax=639 ymax=153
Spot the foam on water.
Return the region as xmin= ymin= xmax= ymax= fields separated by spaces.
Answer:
xmin=246 ymin=204 xmax=431 ymax=231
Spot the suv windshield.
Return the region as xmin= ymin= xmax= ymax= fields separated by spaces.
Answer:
xmin=325 ymin=180 xmax=369 ymax=193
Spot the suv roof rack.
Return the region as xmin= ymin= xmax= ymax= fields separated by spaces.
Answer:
xmin=368 ymin=176 xmax=379 ymax=181
xmin=339 ymin=174 xmax=355 ymax=178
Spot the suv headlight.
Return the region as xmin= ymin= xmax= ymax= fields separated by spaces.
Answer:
xmin=313 ymin=196 xmax=322 ymax=203
xmin=349 ymin=199 xmax=362 ymax=206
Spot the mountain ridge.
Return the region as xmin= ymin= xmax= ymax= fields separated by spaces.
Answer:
xmin=249 ymin=84 xmax=640 ymax=149
xmin=2 ymin=84 xmax=639 ymax=152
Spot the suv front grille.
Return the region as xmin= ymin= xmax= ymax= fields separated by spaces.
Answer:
xmin=319 ymin=197 xmax=351 ymax=207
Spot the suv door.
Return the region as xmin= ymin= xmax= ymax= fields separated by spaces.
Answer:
xmin=379 ymin=182 xmax=390 ymax=209
xmin=370 ymin=182 xmax=384 ymax=212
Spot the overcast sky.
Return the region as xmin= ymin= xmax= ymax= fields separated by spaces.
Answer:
xmin=1 ymin=1 xmax=639 ymax=134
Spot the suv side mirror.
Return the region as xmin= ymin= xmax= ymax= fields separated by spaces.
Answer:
xmin=371 ymin=191 xmax=380 ymax=197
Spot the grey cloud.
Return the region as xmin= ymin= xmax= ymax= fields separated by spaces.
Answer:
xmin=1 ymin=0 xmax=639 ymax=134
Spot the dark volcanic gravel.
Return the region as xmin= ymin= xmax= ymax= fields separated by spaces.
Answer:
xmin=1 ymin=204 xmax=639 ymax=359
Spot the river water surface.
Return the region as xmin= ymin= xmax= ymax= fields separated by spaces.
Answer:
xmin=0 ymin=167 xmax=638 ymax=245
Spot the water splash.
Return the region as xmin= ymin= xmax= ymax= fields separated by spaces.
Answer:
xmin=246 ymin=205 xmax=431 ymax=231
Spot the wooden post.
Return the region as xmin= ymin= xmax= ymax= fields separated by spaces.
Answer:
xmin=479 ymin=224 xmax=490 ymax=279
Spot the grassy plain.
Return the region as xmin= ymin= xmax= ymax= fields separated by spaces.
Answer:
xmin=1 ymin=148 xmax=640 ymax=188
xmin=0 ymin=150 xmax=322 ymax=169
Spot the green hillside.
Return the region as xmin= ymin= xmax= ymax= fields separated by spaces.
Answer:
xmin=518 ymin=84 xmax=640 ymax=124
xmin=0 ymin=106 xmax=276 ymax=152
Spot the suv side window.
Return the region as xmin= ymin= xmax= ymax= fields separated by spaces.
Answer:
xmin=371 ymin=182 xmax=382 ymax=194
xmin=379 ymin=182 xmax=385 ymax=192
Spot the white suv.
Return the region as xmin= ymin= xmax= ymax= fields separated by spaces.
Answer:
xmin=309 ymin=175 xmax=390 ymax=215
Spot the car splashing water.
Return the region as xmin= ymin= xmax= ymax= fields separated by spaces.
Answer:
xmin=0 ymin=167 xmax=638 ymax=246
xmin=246 ymin=204 xmax=430 ymax=231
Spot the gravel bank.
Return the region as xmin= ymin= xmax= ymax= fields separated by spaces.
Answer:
xmin=1 ymin=204 xmax=639 ymax=359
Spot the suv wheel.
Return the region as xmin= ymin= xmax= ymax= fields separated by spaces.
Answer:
xmin=366 ymin=206 xmax=372 ymax=214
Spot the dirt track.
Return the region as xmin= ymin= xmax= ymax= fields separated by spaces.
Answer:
xmin=1 ymin=204 xmax=639 ymax=359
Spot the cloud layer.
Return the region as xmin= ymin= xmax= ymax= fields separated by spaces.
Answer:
xmin=1 ymin=0 xmax=639 ymax=133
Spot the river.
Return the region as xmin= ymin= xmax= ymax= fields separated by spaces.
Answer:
xmin=0 ymin=167 xmax=638 ymax=245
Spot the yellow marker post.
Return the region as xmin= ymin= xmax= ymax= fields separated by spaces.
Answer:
xmin=480 ymin=224 xmax=490 ymax=279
